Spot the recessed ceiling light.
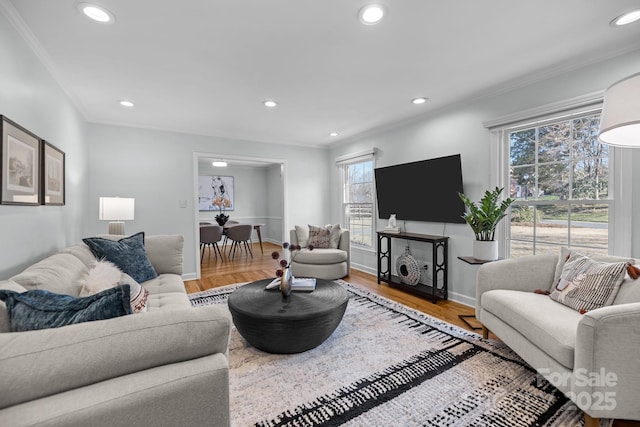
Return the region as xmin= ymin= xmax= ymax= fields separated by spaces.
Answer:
xmin=263 ymin=100 xmax=278 ymax=108
xmin=212 ymin=161 xmax=228 ymax=167
xmin=78 ymin=3 xmax=115 ymax=24
xmin=611 ymin=9 xmax=640 ymax=26
xmin=359 ymin=5 xmax=385 ymax=25
xmin=119 ymin=100 xmax=134 ymax=108
xmin=329 ymin=132 xmax=339 ymax=137
xmin=411 ymin=97 xmax=428 ymax=105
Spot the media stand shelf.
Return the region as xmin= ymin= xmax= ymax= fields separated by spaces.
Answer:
xmin=376 ymin=231 xmax=448 ymax=304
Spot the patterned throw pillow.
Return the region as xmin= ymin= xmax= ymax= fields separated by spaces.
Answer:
xmin=307 ymin=225 xmax=331 ymax=248
xmin=549 ymin=251 xmax=628 ymax=313
xmin=83 ymin=232 xmax=157 ymax=283
xmin=120 ymin=274 xmax=149 ymax=313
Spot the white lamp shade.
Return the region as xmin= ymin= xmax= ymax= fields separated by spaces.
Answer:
xmin=598 ymin=72 xmax=640 ymax=147
xmin=99 ymin=197 xmax=135 ymax=221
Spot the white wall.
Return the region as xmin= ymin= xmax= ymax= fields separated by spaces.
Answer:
xmin=197 ymin=163 xmax=284 ymax=243
xmin=0 ymin=11 xmax=88 ymax=278
xmin=198 ymin=164 xmax=268 ymax=221
xmin=85 ymin=123 xmax=330 ymax=278
xmin=266 ymin=163 xmax=284 ymax=243
xmin=330 ymin=49 xmax=640 ymax=305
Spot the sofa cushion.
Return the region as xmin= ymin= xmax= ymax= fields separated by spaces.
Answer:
xmin=550 ymin=251 xmax=627 ymax=313
xmin=481 ymin=289 xmax=582 ymax=369
xmin=613 ymin=275 xmax=640 ymax=305
xmin=10 ymin=252 xmax=89 ymax=295
xmin=0 ymin=286 xmax=132 ymax=332
xmin=144 ymin=234 xmax=184 ymax=275
xmin=83 ymin=232 xmax=158 ymax=283
xmin=293 ymin=248 xmax=348 ymax=265
xmin=143 ymin=274 xmax=191 ymax=310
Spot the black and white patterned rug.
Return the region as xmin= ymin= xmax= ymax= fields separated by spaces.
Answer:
xmin=190 ymin=281 xmax=585 ymax=427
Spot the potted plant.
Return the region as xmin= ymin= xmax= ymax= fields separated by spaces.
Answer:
xmin=458 ymin=187 xmax=514 ymax=261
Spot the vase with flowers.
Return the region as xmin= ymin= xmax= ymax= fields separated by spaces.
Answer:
xmin=272 ymin=242 xmax=314 ymax=298
xmin=212 ymin=197 xmax=230 ymax=226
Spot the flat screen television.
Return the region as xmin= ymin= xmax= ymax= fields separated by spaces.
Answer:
xmin=374 ymin=154 xmax=466 ymax=224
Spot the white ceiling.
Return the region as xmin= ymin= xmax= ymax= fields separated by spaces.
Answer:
xmin=4 ymin=0 xmax=640 ymax=147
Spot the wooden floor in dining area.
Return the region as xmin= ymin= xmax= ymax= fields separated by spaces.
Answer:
xmin=184 ymin=241 xmax=479 ymax=333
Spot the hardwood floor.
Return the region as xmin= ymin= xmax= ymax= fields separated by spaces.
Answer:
xmin=185 ymin=241 xmax=638 ymax=427
xmin=185 ymin=241 xmax=479 ymax=332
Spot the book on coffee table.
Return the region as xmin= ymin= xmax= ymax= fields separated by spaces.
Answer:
xmin=291 ymin=277 xmax=316 ymax=292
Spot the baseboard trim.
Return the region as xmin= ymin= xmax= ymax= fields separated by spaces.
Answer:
xmin=182 ymin=272 xmax=197 ymax=281
xmin=350 ymin=266 xmax=476 ymax=308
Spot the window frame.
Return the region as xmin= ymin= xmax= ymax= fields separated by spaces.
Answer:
xmin=486 ymin=94 xmax=632 ymax=258
xmin=336 ymin=150 xmax=376 ymax=250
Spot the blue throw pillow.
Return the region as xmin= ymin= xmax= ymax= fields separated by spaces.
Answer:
xmin=83 ymin=232 xmax=158 ymax=283
xmin=0 ymin=286 xmax=132 ymax=332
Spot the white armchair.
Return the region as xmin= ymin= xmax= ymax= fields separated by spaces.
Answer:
xmin=289 ymin=226 xmax=350 ymax=280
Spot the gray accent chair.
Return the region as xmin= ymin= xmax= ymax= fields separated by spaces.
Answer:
xmin=289 ymin=227 xmax=350 ymax=280
xmin=0 ymin=234 xmax=232 ymax=427
xmin=476 ymin=252 xmax=640 ymax=425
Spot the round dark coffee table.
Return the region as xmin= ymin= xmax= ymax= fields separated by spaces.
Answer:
xmin=228 ymin=278 xmax=349 ymax=354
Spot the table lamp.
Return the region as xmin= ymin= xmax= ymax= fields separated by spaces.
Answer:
xmin=598 ymin=72 xmax=640 ymax=147
xmin=99 ymin=197 xmax=135 ymax=235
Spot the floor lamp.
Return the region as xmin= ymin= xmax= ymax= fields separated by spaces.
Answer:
xmin=599 ymin=72 xmax=640 ymax=147
xmin=99 ymin=197 xmax=135 ymax=235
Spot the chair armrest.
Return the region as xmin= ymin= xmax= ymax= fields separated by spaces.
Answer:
xmin=574 ymin=303 xmax=640 ymax=419
xmin=338 ymin=229 xmax=350 ymax=274
xmin=476 ymin=254 xmax=557 ymax=311
xmin=0 ymin=305 xmax=231 ymax=409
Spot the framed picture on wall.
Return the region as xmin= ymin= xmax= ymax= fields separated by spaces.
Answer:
xmin=1 ymin=116 xmax=41 ymax=205
xmin=42 ymin=141 xmax=65 ymax=205
xmin=198 ymin=175 xmax=234 ymax=212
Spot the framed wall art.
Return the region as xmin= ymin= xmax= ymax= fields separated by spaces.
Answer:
xmin=1 ymin=116 xmax=41 ymax=205
xmin=198 ymin=175 xmax=234 ymax=212
xmin=42 ymin=141 xmax=65 ymax=205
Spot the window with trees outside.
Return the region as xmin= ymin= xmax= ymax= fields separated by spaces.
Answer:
xmin=507 ymin=111 xmax=611 ymax=257
xmin=341 ymin=158 xmax=374 ymax=248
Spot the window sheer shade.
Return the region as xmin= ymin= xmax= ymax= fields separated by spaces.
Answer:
xmin=335 ymin=148 xmax=376 ymax=166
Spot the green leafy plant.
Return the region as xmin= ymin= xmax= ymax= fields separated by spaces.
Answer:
xmin=458 ymin=187 xmax=515 ymax=241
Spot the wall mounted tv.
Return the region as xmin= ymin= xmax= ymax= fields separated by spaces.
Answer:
xmin=374 ymin=154 xmax=466 ymax=224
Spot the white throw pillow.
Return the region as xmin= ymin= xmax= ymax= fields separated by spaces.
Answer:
xmin=295 ymin=225 xmax=310 ymax=247
xmin=78 ymin=260 xmax=148 ymax=313
xmin=326 ymin=224 xmax=341 ymax=249
xmin=78 ymin=260 xmax=122 ymax=297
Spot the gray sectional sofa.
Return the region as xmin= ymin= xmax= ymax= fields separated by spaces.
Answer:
xmin=476 ymin=252 xmax=640 ymax=424
xmin=0 ymin=234 xmax=231 ymax=427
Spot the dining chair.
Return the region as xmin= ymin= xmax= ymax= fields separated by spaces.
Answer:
xmin=226 ymin=224 xmax=253 ymax=259
xmin=222 ymin=220 xmax=240 ymax=250
xmin=200 ymin=224 xmax=224 ymax=262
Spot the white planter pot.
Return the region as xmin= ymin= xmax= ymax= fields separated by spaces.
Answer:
xmin=473 ymin=240 xmax=498 ymax=261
